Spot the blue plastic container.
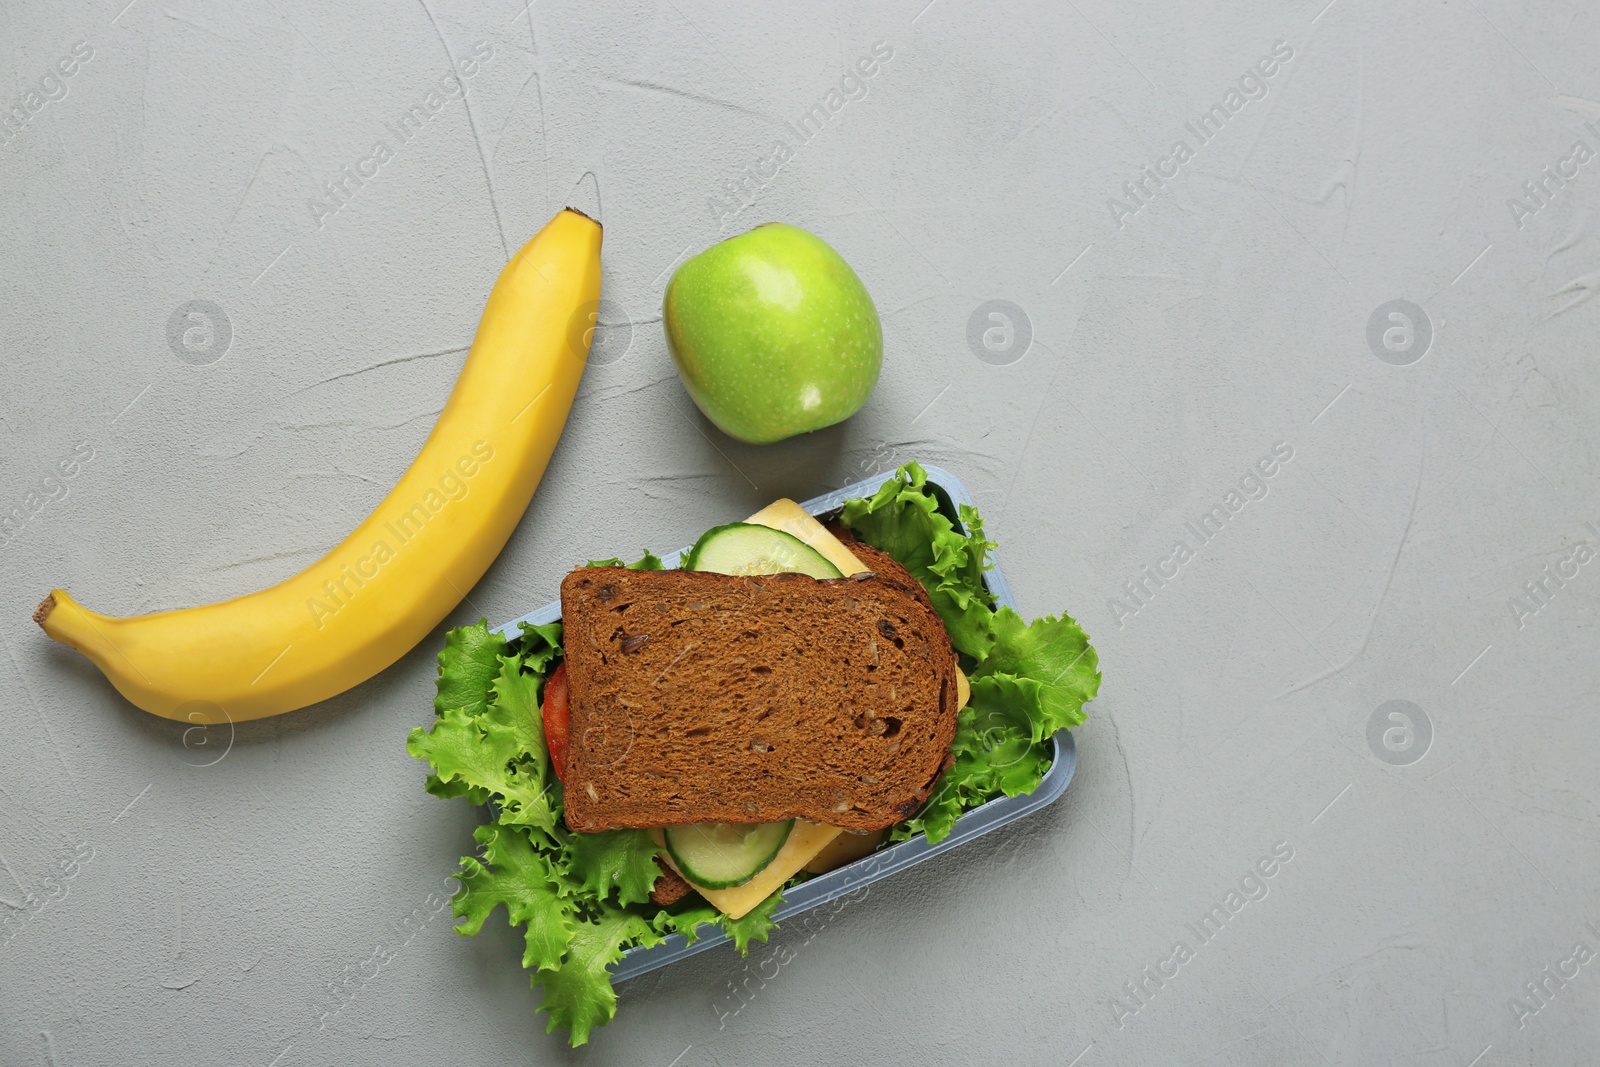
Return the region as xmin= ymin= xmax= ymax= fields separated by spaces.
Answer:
xmin=493 ymin=465 xmax=1079 ymax=982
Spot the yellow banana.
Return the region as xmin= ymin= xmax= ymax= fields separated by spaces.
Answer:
xmin=35 ymin=207 xmax=602 ymax=723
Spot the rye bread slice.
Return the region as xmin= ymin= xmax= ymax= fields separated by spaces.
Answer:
xmin=559 ymin=567 xmax=959 ymax=832
xmin=648 ymin=859 xmax=694 ymax=906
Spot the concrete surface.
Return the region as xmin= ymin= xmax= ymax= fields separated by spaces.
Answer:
xmin=2 ymin=1 xmax=1597 ymax=1064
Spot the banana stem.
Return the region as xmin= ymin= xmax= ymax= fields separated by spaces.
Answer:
xmin=34 ymin=590 xmax=100 ymax=658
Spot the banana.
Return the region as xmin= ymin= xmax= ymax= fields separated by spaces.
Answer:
xmin=35 ymin=207 xmax=603 ymax=723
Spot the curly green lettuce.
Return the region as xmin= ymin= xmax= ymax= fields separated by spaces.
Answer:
xmin=407 ymin=619 xmax=677 ymax=1045
xmin=584 ymin=551 xmax=665 ymax=570
xmin=720 ymin=880 xmax=786 ymax=953
xmin=566 ymin=828 xmax=661 ymax=906
xmin=407 ymin=606 xmax=780 ymax=1045
xmin=452 ymin=822 xmax=573 ymax=972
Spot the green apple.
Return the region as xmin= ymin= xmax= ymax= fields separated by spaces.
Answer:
xmin=664 ymin=223 xmax=882 ymax=444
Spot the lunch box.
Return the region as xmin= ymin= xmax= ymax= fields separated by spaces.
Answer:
xmin=494 ymin=465 xmax=1079 ymax=981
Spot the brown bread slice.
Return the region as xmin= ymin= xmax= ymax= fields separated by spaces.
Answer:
xmin=558 ymin=567 xmax=959 ymax=832
xmin=648 ymin=859 xmax=694 ymax=906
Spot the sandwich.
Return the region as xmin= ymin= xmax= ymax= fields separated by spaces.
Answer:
xmin=555 ymin=501 xmax=962 ymax=917
xmin=407 ymin=463 xmax=1101 ymax=1045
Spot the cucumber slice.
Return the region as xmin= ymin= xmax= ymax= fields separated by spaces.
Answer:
xmin=684 ymin=522 xmax=843 ymax=579
xmin=664 ymin=821 xmax=794 ymax=888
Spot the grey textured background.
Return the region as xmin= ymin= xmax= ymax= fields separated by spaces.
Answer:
xmin=2 ymin=0 xmax=1597 ymax=1064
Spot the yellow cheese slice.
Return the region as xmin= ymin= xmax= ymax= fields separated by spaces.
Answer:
xmin=803 ymin=827 xmax=889 ymax=875
xmin=653 ymin=820 xmax=841 ymax=920
xmin=744 ymin=498 xmax=870 ymax=575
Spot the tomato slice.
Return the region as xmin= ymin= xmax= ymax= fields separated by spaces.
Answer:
xmin=541 ymin=661 xmax=570 ymax=783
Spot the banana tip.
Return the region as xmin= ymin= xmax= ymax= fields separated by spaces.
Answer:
xmin=32 ymin=593 xmax=55 ymax=629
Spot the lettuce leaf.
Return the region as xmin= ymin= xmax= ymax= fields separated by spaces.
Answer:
xmin=720 ymin=886 xmax=784 ymax=955
xmin=453 ymin=822 xmax=574 ymax=972
xmin=516 ymin=620 xmax=564 ymax=678
xmin=651 ymin=899 xmax=721 ymax=944
xmin=405 ymin=655 xmax=557 ymax=835
xmin=535 ymin=905 xmax=663 ymax=1046
xmin=584 ymin=551 xmax=664 ymax=570
xmin=892 ymin=701 xmax=1056 ymax=844
xmin=409 ymin=621 xmax=688 ymax=1048
xmin=565 ymin=829 xmax=663 ymax=907
xmin=418 ymin=620 xmax=514 ymax=801
xmin=840 ymin=463 xmax=997 ymax=660
xmin=970 ymin=607 xmax=1099 ymax=741
xmin=434 ymin=619 xmax=507 ymax=717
